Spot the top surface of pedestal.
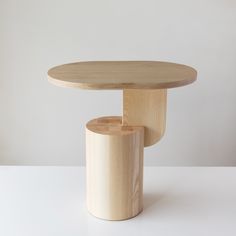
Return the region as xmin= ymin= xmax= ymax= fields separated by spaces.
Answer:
xmin=48 ymin=61 xmax=197 ymax=90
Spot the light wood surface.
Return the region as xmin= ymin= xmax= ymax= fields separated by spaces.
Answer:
xmin=48 ymin=61 xmax=197 ymax=90
xmin=86 ymin=116 xmax=144 ymax=220
xmin=47 ymin=60 xmax=197 ymax=221
xmin=123 ymin=89 xmax=167 ymax=147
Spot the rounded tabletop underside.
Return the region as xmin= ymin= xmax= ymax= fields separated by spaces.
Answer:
xmin=48 ymin=61 xmax=197 ymax=90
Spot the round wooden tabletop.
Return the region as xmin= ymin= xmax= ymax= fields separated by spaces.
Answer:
xmin=48 ymin=61 xmax=197 ymax=90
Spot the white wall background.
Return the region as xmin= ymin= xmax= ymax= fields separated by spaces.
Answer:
xmin=1 ymin=0 xmax=236 ymax=166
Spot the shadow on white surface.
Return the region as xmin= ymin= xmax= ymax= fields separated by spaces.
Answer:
xmin=142 ymin=192 xmax=205 ymax=219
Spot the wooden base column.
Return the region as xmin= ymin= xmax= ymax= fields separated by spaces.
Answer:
xmin=86 ymin=116 xmax=144 ymax=220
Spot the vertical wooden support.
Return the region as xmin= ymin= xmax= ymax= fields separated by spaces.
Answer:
xmin=86 ymin=116 xmax=144 ymax=220
xmin=86 ymin=90 xmax=167 ymax=220
xmin=123 ymin=89 xmax=167 ymax=147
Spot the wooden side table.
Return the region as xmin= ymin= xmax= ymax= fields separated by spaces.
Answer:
xmin=48 ymin=61 xmax=197 ymax=221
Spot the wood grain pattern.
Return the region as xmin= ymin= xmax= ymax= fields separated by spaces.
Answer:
xmin=48 ymin=60 xmax=197 ymax=221
xmin=86 ymin=116 xmax=144 ymax=220
xmin=123 ymin=89 xmax=167 ymax=147
xmin=48 ymin=61 xmax=197 ymax=90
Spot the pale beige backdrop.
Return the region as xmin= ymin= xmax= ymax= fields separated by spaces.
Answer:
xmin=0 ymin=0 xmax=236 ymax=165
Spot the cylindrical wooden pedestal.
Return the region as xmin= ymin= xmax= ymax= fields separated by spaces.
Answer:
xmin=86 ymin=116 xmax=144 ymax=220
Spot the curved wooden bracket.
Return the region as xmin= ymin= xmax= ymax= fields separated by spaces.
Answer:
xmin=123 ymin=89 xmax=167 ymax=147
